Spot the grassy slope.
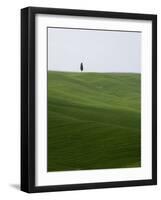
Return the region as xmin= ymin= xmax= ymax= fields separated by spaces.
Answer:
xmin=48 ymin=71 xmax=141 ymax=172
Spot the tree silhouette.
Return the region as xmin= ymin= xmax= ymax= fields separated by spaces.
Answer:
xmin=80 ymin=62 xmax=83 ymax=72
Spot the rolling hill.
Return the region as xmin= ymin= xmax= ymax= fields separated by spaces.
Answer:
xmin=47 ymin=71 xmax=141 ymax=172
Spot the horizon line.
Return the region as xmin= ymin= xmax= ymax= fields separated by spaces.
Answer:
xmin=48 ymin=70 xmax=141 ymax=74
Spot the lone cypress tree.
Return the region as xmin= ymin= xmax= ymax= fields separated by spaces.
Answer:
xmin=80 ymin=62 xmax=83 ymax=72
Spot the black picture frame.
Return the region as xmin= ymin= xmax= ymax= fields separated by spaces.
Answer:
xmin=21 ymin=6 xmax=157 ymax=193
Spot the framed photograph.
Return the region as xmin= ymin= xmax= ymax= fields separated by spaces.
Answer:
xmin=21 ymin=7 xmax=157 ymax=193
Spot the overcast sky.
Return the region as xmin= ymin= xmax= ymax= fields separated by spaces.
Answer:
xmin=48 ymin=28 xmax=141 ymax=73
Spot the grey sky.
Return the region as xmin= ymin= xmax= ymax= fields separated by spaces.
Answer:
xmin=48 ymin=28 xmax=141 ymax=73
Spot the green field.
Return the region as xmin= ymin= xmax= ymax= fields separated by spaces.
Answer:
xmin=48 ymin=71 xmax=141 ymax=172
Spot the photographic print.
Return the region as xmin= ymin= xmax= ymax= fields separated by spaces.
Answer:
xmin=47 ymin=27 xmax=141 ymax=172
xmin=21 ymin=7 xmax=157 ymax=193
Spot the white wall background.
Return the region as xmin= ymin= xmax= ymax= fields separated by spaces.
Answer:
xmin=0 ymin=0 xmax=159 ymax=199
